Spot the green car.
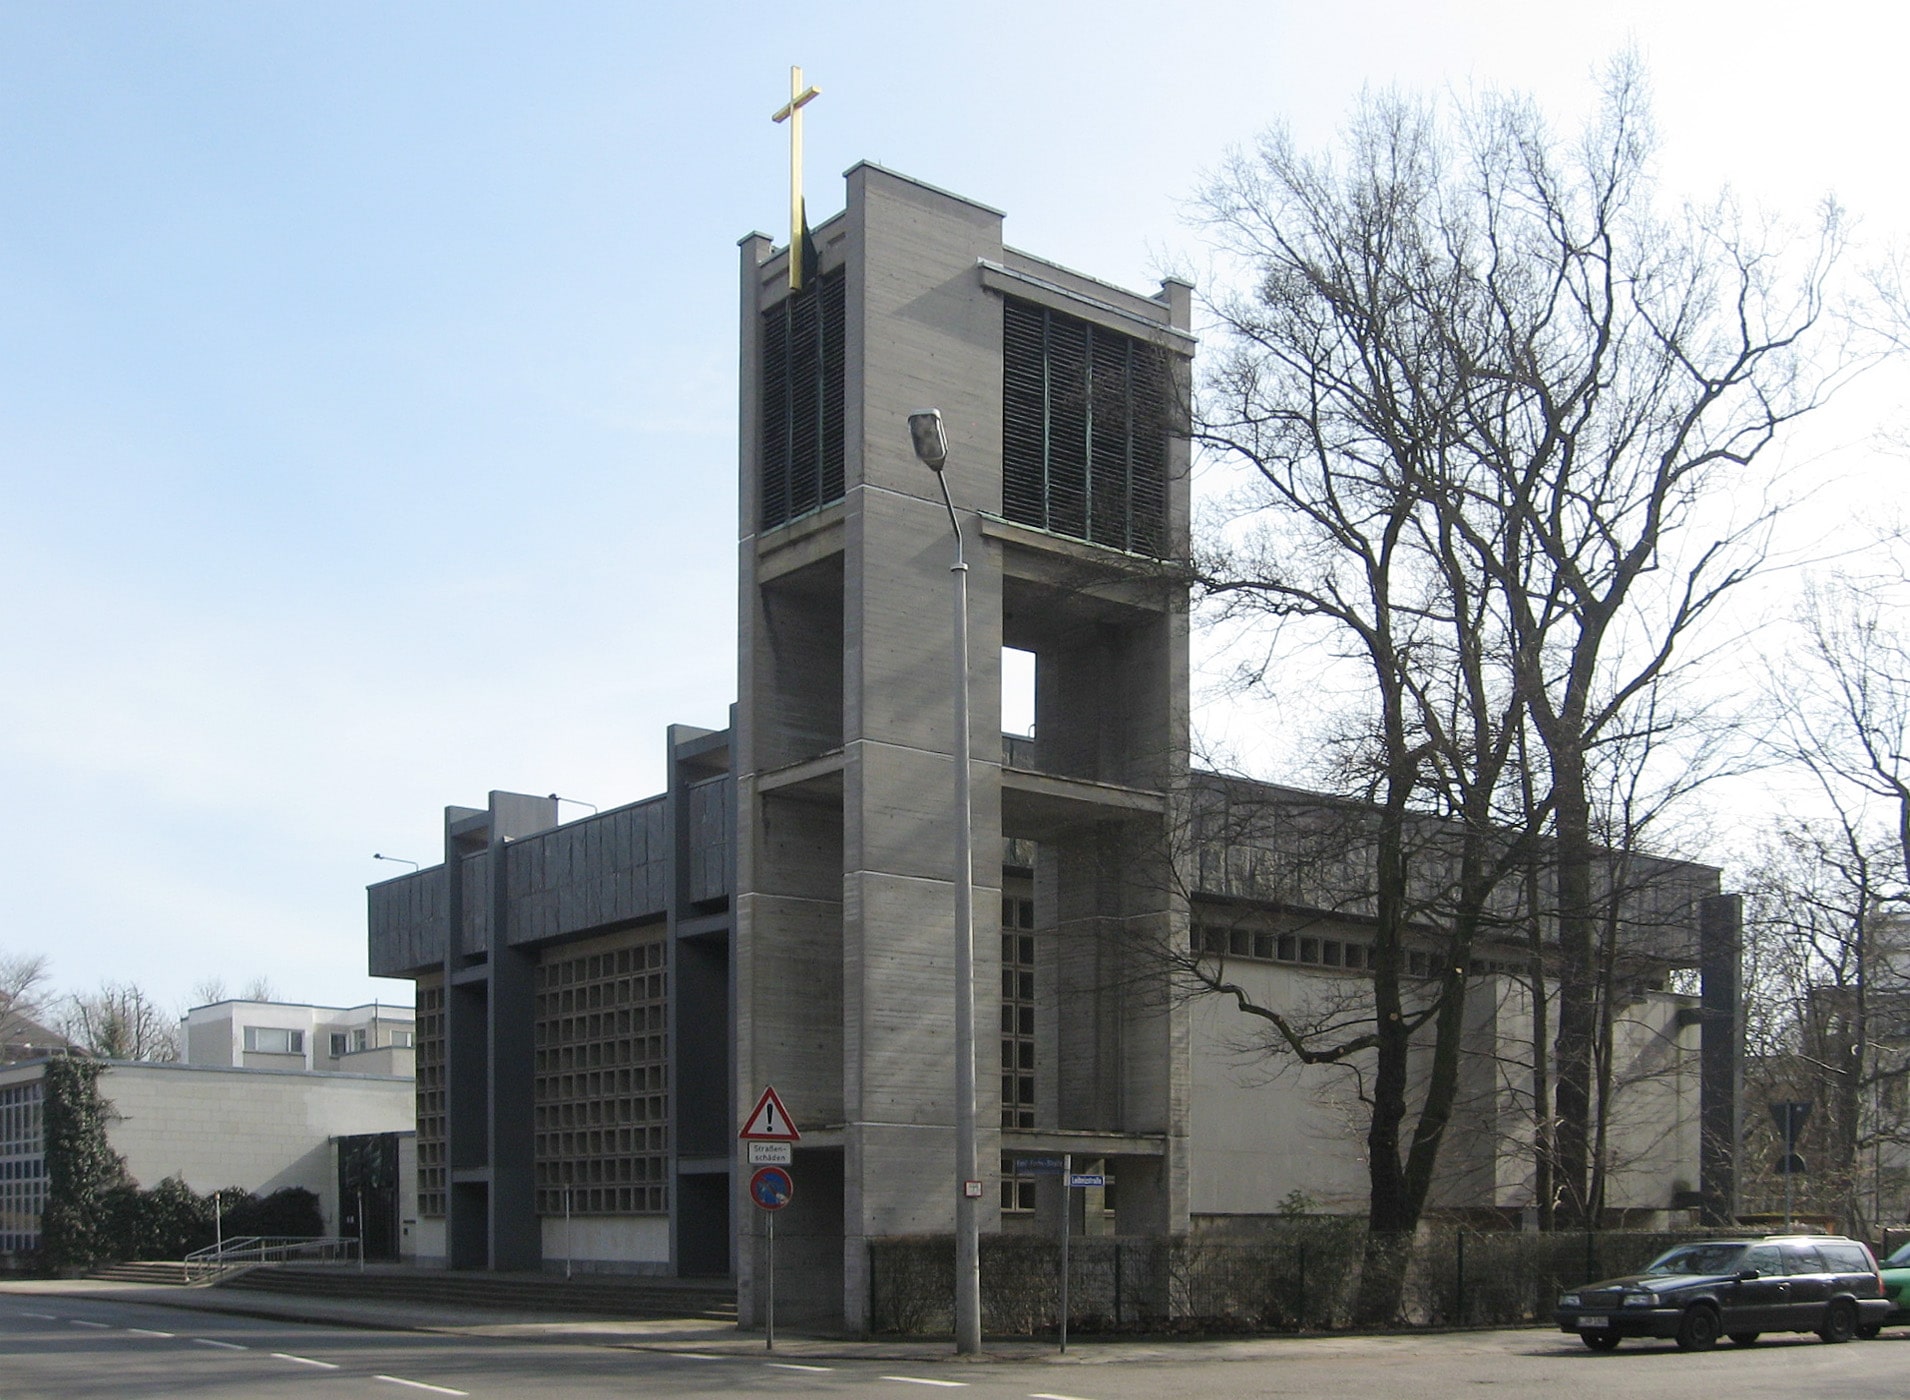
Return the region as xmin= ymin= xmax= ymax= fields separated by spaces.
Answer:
xmin=1875 ymin=1241 xmax=1910 ymax=1335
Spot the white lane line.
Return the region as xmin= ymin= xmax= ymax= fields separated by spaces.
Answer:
xmin=127 ymin=1327 xmax=175 ymax=1338
xmin=193 ymin=1337 xmax=248 ymax=1351
xmin=676 ymin=1353 xmax=726 ymax=1360
xmin=881 ymin=1379 xmax=968 ymax=1389
xmin=767 ymin=1361 xmax=835 ymax=1371
xmin=273 ymin=1352 xmax=340 ymax=1369
xmin=374 ymin=1377 xmax=470 ymax=1396
xmin=69 ymin=1320 xmax=110 ymax=1329
xmin=19 ymin=1311 xmax=56 ymax=1320
xmin=1032 ymin=1393 xmax=1102 ymax=1400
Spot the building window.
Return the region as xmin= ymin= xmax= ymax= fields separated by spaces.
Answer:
xmin=392 ymin=1030 xmax=414 ymax=1049
xmin=243 ymin=1027 xmax=303 ymax=1054
xmin=353 ymin=1028 xmax=369 ymax=1052
xmin=533 ymin=935 xmax=671 ymax=1216
xmin=0 ymin=1081 xmax=45 ymax=1256
xmin=329 ymin=1033 xmax=348 ymax=1058
xmin=1001 ymin=895 xmax=1036 ymax=1130
xmin=759 ymin=269 xmax=846 ymax=531
xmin=415 ymin=981 xmax=446 ymax=1218
xmin=1002 ymin=296 xmax=1171 ymax=556
xmin=999 ymin=1152 xmax=1038 ymax=1214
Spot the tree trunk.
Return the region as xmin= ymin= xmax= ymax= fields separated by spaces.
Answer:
xmin=1551 ymin=750 xmax=1597 ymax=1227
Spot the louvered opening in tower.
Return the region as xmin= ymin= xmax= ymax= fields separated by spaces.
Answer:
xmin=1001 ymin=296 xmax=1169 ymax=555
xmin=760 ymin=270 xmax=846 ymax=532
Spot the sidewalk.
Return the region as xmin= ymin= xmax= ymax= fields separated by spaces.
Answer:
xmin=0 ymin=1275 xmax=1095 ymax=1363
xmin=0 ymin=1275 xmax=1496 ymax=1365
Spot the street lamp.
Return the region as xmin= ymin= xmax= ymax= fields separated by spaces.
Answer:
xmin=908 ymin=408 xmax=982 ymax=1356
xmin=372 ymin=853 xmax=420 ymax=872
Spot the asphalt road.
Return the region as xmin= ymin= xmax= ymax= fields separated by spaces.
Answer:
xmin=5 ymin=1293 xmax=1910 ymax=1400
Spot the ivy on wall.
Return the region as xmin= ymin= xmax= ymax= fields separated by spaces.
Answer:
xmin=38 ymin=1055 xmax=130 ymax=1271
xmin=34 ymin=1056 xmax=329 ymax=1272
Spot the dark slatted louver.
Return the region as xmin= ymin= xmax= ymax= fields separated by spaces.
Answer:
xmin=760 ymin=270 xmax=846 ymax=531
xmin=1001 ymin=295 xmax=1170 ymax=554
xmin=1002 ymin=300 xmax=1050 ymax=530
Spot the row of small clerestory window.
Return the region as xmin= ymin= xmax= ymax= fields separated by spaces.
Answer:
xmin=1191 ymin=924 xmax=1525 ymax=980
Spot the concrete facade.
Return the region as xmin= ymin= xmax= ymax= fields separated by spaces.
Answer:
xmin=0 ymin=1056 xmax=415 ymax=1259
xmin=364 ymin=164 xmax=1732 ymax=1330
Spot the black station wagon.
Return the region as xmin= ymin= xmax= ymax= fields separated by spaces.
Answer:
xmin=1556 ymin=1236 xmax=1890 ymax=1351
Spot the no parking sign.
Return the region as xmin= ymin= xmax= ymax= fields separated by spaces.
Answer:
xmin=749 ymin=1165 xmax=793 ymax=1212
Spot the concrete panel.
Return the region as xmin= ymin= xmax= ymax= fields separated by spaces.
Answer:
xmin=538 ymin=1215 xmax=670 ymax=1273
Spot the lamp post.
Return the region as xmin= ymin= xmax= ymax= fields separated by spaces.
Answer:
xmin=908 ymin=408 xmax=982 ymax=1356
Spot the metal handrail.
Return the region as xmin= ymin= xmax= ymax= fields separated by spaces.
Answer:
xmin=182 ymin=1234 xmax=363 ymax=1283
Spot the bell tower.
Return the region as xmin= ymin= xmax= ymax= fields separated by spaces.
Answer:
xmin=734 ymin=161 xmax=1194 ymax=1331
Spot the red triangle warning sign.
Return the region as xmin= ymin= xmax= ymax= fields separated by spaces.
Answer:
xmin=739 ymin=1085 xmax=801 ymax=1142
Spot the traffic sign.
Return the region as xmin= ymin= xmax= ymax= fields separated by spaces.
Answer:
xmin=748 ymin=1141 xmax=792 ymax=1165
xmin=1013 ymin=1156 xmax=1064 ymax=1175
xmin=1771 ymin=1101 xmax=1811 ymax=1146
xmin=750 ymin=1165 xmax=794 ymax=1211
xmin=740 ymin=1086 xmax=801 ymax=1142
xmin=1069 ymin=1173 xmax=1106 ymax=1189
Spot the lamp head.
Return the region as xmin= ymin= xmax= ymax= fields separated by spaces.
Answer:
xmin=907 ymin=410 xmax=948 ymax=472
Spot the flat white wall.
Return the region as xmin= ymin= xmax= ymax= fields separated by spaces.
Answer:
xmin=1189 ymin=963 xmax=1703 ymax=1220
xmin=100 ymin=1062 xmax=414 ymax=1233
xmin=539 ymin=1215 xmax=670 ymax=1274
xmin=1188 ymin=961 xmax=1371 ymax=1213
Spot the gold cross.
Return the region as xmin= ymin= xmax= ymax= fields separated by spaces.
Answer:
xmin=771 ymin=65 xmax=821 ymax=290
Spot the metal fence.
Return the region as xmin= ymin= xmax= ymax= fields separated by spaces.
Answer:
xmin=869 ymin=1225 xmax=1764 ymax=1336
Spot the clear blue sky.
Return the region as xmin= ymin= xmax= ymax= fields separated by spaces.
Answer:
xmin=3 ymin=2 xmax=1903 ymax=1015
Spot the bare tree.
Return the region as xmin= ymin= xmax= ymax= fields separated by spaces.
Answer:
xmin=1738 ymin=817 xmax=1910 ymax=1234
xmin=1 ymin=951 xmax=52 ymax=1059
xmin=1192 ymin=56 xmax=1849 ymax=1254
xmin=59 ymin=982 xmax=181 ymax=1062
xmin=1738 ymin=566 xmax=1910 ymax=1230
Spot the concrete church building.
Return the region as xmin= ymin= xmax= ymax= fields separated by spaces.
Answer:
xmin=367 ymin=164 xmax=1737 ymax=1330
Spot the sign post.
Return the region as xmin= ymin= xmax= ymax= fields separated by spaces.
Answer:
xmin=1060 ymin=1153 xmax=1071 ymax=1354
xmin=741 ymin=1087 xmax=801 ymax=1350
xmin=1772 ymin=1101 xmax=1811 ymax=1230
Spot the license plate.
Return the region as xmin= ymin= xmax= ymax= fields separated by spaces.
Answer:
xmin=1579 ymin=1317 xmax=1610 ymax=1329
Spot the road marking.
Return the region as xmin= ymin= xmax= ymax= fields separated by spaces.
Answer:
xmin=676 ymin=1353 xmax=726 ymax=1360
xmin=193 ymin=1338 xmax=248 ymax=1350
xmin=273 ymin=1352 xmax=340 ymax=1369
xmin=1032 ymin=1393 xmax=1102 ymax=1400
xmin=127 ymin=1327 xmax=175 ymax=1338
xmin=767 ymin=1361 xmax=835 ymax=1371
xmin=375 ymin=1377 xmax=470 ymax=1396
xmin=69 ymin=1320 xmax=110 ymax=1329
xmin=20 ymin=1311 xmax=56 ymax=1320
xmin=881 ymin=1379 xmax=968 ymax=1389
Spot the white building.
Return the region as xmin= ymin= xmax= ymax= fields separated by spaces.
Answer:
xmin=181 ymin=999 xmax=415 ymax=1077
xmin=1 ymin=998 xmax=417 ymax=1263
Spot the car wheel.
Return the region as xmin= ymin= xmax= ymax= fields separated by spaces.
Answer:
xmin=1818 ymin=1299 xmax=1858 ymax=1344
xmin=1581 ymin=1331 xmax=1621 ymax=1351
xmin=1727 ymin=1332 xmax=1760 ymax=1346
xmin=1675 ymin=1305 xmax=1721 ymax=1351
xmin=1858 ymin=1324 xmax=1882 ymax=1340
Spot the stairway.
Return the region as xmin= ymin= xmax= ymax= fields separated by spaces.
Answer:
xmin=215 ymin=1264 xmax=738 ymax=1320
xmin=85 ymin=1261 xmax=191 ymax=1285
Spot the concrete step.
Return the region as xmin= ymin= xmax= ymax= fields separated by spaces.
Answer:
xmin=86 ymin=1261 xmax=190 ymax=1286
xmin=216 ymin=1264 xmax=738 ymax=1319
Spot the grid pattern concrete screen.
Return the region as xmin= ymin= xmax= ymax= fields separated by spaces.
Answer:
xmin=414 ymin=980 xmax=446 ymax=1217
xmin=533 ymin=935 xmax=669 ymax=1215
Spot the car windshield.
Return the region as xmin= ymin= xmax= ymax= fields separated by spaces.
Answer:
xmin=1641 ymin=1244 xmax=1749 ymax=1276
xmin=1887 ymin=1242 xmax=1910 ymax=1268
